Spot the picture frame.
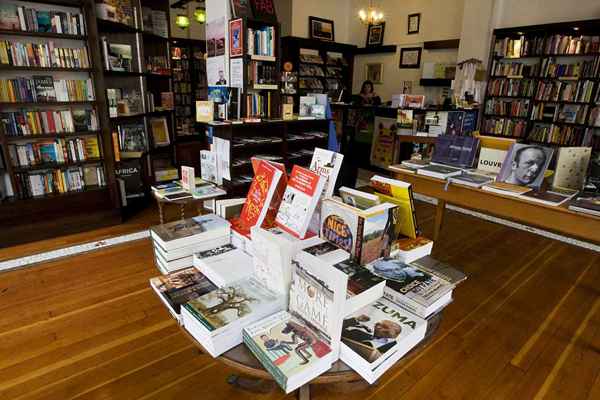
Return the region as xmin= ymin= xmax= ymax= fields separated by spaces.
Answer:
xmin=366 ymin=22 xmax=385 ymax=47
xmin=365 ymin=63 xmax=383 ymax=84
xmin=309 ymin=16 xmax=335 ymax=42
xmin=408 ymin=13 xmax=420 ymax=34
xmin=229 ymin=18 xmax=244 ymax=57
xmin=399 ymin=47 xmax=422 ymax=69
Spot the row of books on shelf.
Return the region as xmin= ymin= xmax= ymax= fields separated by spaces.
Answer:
xmin=482 ymin=117 xmax=526 ymax=137
xmin=13 ymin=165 xmax=106 ymax=199
xmin=247 ymin=26 xmax=276 ymax=57
xmin=494 ymin=35 xmax=600 ymax=58
xmin=248 ymin=61 xmax=278 ymax=86
xmin=146 ymin=56 xmax=170 ymax=75
xmin=485 ymin=98 xmax=530 ymax=117
xmin=299 ymin=52 xmax=348 ymax=67
xmin=245 ymin=92 xmax=275 ymax=118
xmin=394 ymin=135 xmax=599 ymax=212
xmin=0 ymin=41 xmax=90 ymax=69
xmin=299 ymin=64 xmax=325 ymax=77
xmin=487 ymin=78 xmax=535 ymax=97
xmin=530 ymin=103 xmax=590 ymax=124
xmin=528 ymin=124 xmax=594 ymax=146
xmin=539 ymin=56 xmax=600 ymax=78
xmin=0 ymin=109 xmax=98 ymax=136
xmin=141 ymin=7 xmax=168 ymax=38
xmin=8 ymin=136 xmax=100 ymax=167
xmin=299 ymin=77 xmax=325 ymax=90
xmin=147 ymin=92 xmax=174 ymax=112
xmin=533 ymin=79 xmax=596 ymax=102
xmin=149 ymin=148 xmax=469 ymax=390
xmin=0 ymin=77 xmax=94 ymax=103
xmin=0 ymin=3 xmax=86 ymax=36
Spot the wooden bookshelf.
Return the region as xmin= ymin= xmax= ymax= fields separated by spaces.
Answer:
xmin=483 ymin=19 xmax=600 ymax=148
xmin=0 ymin=0 xmax=120 ymax=246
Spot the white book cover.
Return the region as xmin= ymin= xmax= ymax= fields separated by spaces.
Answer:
xmin=340 ymin=297 xmax=427 ymax=383
xmin=275 ymin=166 xmax=325 ymax=239
xmin=150 ymin=215 xmax=230 ymax=251
xmin=154 ymin=235 xmax=230 ymax=261
xmin=193 ymin=244 xmax=253 ymax=287
xmin=309 ymin=148 xmax=343 ymax=198
xmin=552 ymin=147 xmax=592 ymax=191
xmin=302 ymin=239 xmax=350 ymax=265
xmin=477 ymin=147 xmax=506 ymax=174
xmin=200 ymin=150 xmax=218 ymax=184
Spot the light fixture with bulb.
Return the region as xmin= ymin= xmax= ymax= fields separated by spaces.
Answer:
xmin=176 ymin=14 xmax=190 ymax=29
xmin=358 ymin=0 xmax=385 ymax=25
xmin=194 ymin=7 xmax=206 ymax=24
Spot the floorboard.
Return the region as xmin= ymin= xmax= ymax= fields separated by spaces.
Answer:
xmin=0 ymin=202 xmax=597 ymax=400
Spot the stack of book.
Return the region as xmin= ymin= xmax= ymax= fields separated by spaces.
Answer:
xmin=150 ymin=214 xmax=231 ymax=274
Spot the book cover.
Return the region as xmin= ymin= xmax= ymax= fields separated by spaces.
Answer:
xmin=309 ymin=148 xmax=343 ymax=198
xmin=36 ymin=11 xmax=52 ymax=33
xmin=397 ymin=109 xmax=414 ymax=127
xmin=339 ymin=187 xmax=380 ymax=210
xmin=410 ymin=256 xmax=466 ymax=286
xmin=477 ymin=147 xmax=507 ymax=174
xmin=108 ymin=43 xmax=132 ymax=72
xmin=184 ymin=277 xmax=279 ymax=333
xmin=229 ymin=19 xmax=243 ymax=57
xmin=196 ymin=101 xmax=214 ymax=122
xmin=250 ymin=0 xmax=277 ymax=23
xmin=299 ymin=96 xmax=316 ymax=117
xmin=115 ymin=159 xmax=144 ymax=199
xmin=303 ymin=240 xmax=350 ymax=265
xmin=0 ymin=4 xmax=20 ymax=30
xmin=552 ymin=147 xmax=592 ymax=191
xmin=333 ymin=259 xmax=384 ymax=297
xmin=370 ymin=175 xmax=419 ymax=239
xmin=33 ymin=76 xmax=56 ymax=102
xmin=449 ymin=172 xmax=493 ymax=187
xmin=151 ymin=215 xmax=227 ymax=245
xmin=118 ymin=123 xmax=147 ymax=156
xmin=417 ymin=164 xmax=463 ymax=178
xmin=341 ymin=298 xmax=426 ymax=365
xmin=150 ymin=118 xmax=170 ymax=147
xmin=483 ymin=181 xmax=532 ymax=195
xmin=446 ymin=111 xmax=464 ymax=135
xmin=181 ymin=166 xmax=195 ymax=191
xmin=431 ymin=135 xmax=480 ymax=168
xmin=520 ymin=190 xmax=571 ymax=206
xmin=370 ymin=117 xmax=398 ymax=168
xmin=200 ymin=150 xmax=218 ymax=183
xmin=253 ymin=158 xmax=288 ymax=230
xmin=150 ymin=267 xmax=217 ymax=314
xmin=275 ymin=165 xmax=324 ymax=238
xmin=568 ymin=195 xmax=600 ymax=216
xmin=230 ymin=0 xmax=254 ymax=18
xmin=496 ymin=144 xmax=554 ymax=189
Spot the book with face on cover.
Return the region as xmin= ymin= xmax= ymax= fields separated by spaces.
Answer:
xmin=275 ymin=165 xmax=325 ymax=239
xmin=496 ymin=143 xmax=554 ymax=189
xmin=340 ymin=297 xmax=427 ymax=384
xmin=243 ymin=251 xmax=348 ymax=393
xmin=150 ymin=267 xmax=217 ymax=318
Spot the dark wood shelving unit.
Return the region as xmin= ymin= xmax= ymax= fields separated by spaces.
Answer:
xmin=0 ymin=0 xmax=120 ymax=246
xmin=483 ymin=19 xmax=600 ymax=148
xmin=419 ymin=78 xmax=453 ymax=87
xmin=354 ymin=45 xmax=397 ymax=55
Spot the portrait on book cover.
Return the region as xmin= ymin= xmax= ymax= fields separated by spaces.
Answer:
xmin=497 ymin=144 xmax=553 ymax=188
xmin=342 ymin=314 xmax=402 ymax=362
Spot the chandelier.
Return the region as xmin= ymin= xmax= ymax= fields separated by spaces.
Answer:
xmin=358 ymin=0 xmax=385 ymax=25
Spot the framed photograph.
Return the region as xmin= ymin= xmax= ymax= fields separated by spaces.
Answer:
xmin=366 ymin=22 xmax=385 ymax=47
xmin=229 ymin=18 xmax=243 ymax=57
xmin=365 ymin=63 xmax=383 ymax=84
xmin=400 ymin=47 xmax=422 ymax=69
xmin=408 ymin=13 xmax=420 ymax=34
xmin=309 ymin=16 xmax=335 ymax=42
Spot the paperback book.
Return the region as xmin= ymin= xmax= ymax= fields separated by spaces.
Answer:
xmin=370 ymin=175 xmax=419 ymax=239
xmin=332 ymin=258 xmax=386 ymax=315
xmin=193 ymin=244 xmax=253 ymax=287
xmin=150 ymin=214 xmax=231 ymax=251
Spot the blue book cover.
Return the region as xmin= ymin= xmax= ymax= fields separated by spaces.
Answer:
xmin=432 ymin=135 xmax=480 ymax=168
xmin=446 ymin=111 xmax=464 ymax=135
xmin=36 ymin=11 xmax=52 ymax=33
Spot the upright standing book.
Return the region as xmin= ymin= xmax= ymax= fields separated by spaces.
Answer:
xmin=496 ymin=143 xmax=554 ymax=189
xmin=370 ymin=175 xmax=419 ymax=239
xmin=243 ymin=251 xmax=348 ymax=393
xmin=275 ymin=165 xmax=325 ymax=239
xmin=431 ymin=135 xmax=480 ymax=168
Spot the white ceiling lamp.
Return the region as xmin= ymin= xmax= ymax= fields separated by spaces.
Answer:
xmin=358 ymin=0 xmax=385 ymax=25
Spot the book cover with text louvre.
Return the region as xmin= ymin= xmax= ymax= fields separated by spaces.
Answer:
xmin=231 ymin=158 xmax=284 ymax=236
xmin=243 ymin=251 xmax=348 ymax=393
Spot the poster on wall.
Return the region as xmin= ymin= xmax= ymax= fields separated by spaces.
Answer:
xmin=370 ymin=117 xmax=399 ymax=168
xmin=207 ymin=18 xmax=226 ymax=57
xmin=230 ymin=58 xmax=244 ymax=88
xmin=207 ymin=56 xmax=228 ymax=86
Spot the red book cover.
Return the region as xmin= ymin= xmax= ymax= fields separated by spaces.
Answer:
xmin=232 ymin=158 xmax=283 ymax=236
xmin=275 ymin=165 xmax=325 ymax=239
xmin=252 ymin=158 xmax=287 ymax=229
xmin=46 ymin=111 xmax=56 ymax=133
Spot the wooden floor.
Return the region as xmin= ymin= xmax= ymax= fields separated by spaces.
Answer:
xmin=0 ymin=202 xmax=598 ymax=400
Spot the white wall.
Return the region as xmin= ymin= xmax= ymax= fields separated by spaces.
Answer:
xmin=291 ymin=0 xmax=352 ymax=44
xmin=348 ymin=0 xmax=465 ymax=102
xmin=492 ymin=0 xmax=600 ymax=28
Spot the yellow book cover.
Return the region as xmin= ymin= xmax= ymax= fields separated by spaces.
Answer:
xmin=370 ymin=177 xmax=418 ymax=239
xmin=84 ymin=137 xmax=100 ymax=158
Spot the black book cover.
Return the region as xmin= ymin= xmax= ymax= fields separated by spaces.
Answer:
xmin=33 ymin=76 xmax=56 ymax=102
xmin=115 ymin=159 xmax=144 ymax=198
xmin=249 ymin=0 xmax=277 ymax=23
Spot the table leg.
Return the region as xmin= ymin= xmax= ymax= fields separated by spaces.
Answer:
xmin=434 ymin=199 xmax=446 ymax=241
xmin=298 ymin=384 xmax=310 ymax=400
xmin=157 ymin=201 xmax=164 ymax=225
xmin=180 ymin=204 xmax=185 ymax=221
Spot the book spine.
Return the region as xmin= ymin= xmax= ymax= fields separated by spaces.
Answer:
xmin=382 ymin=289 xmax=427 ymax=318
xmin=355 ymin=216 xmax=364 ymax=263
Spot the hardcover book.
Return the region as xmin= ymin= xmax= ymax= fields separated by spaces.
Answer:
xmin=568 ymin=195 xmax=600 ymax=216
xmin=552 ymin=147 xmax=592 ymax=191
xmin=448 ymin=172 xmax=494 ymax=188
xmin=33 ymin=76 xmax=56 ymax=102
xmin=243 ymin=251 xmax=348 ymax=393
xmin=340 ymin=297 xmax=427 ymax=384
xmin=332 ymin=258 xmax=386 ymax=315
xmin=320 ymin=198 xmax=396 ymax=265
xmin=339 ymin=187 xmax=380 ymax=211
xmin=275 ymin=165 xmax=325 ymax=239
xmin=150 ymin=267 xmax=217 ymax=317
xmin=482 ymin=181 xmax=532 ymax=196
xmin=496 ymin=144 xmax=554 ymax=189
xmin=370 ymin=175 xmax=419 ymax=239
xmin=520 ymin=190 xmax=573 ymax=206
xmin=0 ymin=4 xmax=20 ymax=30
xmin=193 ymin=244 xmax=253 ymax=287
xmin=118 ymin=123 xmax=147 ymax=158
xmin=150 ymin=118 xmax=170 ymax=147
xmin=390 ymin=236 xmax=433 ymax=263
xmin=416 ymin=164 xmax=463 ymax=180
xmin=309 ymin=148 xmax=343 ymax=198
xmin=180 ymin=166 xmax=195 ymax=191
xmin=150 ymin=214 xmax=230 ymax=251
xmin=431 ymin=135 xmax=480 ymax=168
xmin=365 ymin=257 xmax=454 ymax=318
xmin=303 ymin=240 xmax=350 ymax=265
xmin=477 ymin=147 xmax=507 ymax=175
xmin=370 ymin=117 xmax=398 ymax=168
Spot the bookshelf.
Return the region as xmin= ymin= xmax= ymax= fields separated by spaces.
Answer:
xmin=0 ymin=0 xmax=120 ymax=246
xmin=208 ymin=119 xmax=329 ymax=196
xmin=281 ymin=36 xmax=356 ymax=112
xmin=483 ymin=19 xmax=600 ymax=149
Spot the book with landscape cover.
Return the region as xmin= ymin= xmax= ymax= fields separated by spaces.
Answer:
xmin=150 ymin=214 xmax=230 ymax=251
xmin=182 ymin=276 xmax=284 ymax=357
xmin=107 ymin=43 xmax=132 ymax=72
xmin=275 ymin=165 xmax=325 ymax=239
xmin=320 ymin=198 xmax=396 ymax=266
xmin=150 ymin=267 xmax=217 ymax=318
xmin=0 ymin=4 xmax=20 ymax=30
xmin=365 ymin=257 xmax=454 ymax=318
xmin=118 ymin=123 xmax=147 ymax=158
xmin=243 ymin=251 xmax=348 ymax=393
xmin=340 ymin=297 xmax=427 ymax=384
xmin=33 ymin=76 xmax=57 ymax=102
xmin=370 ymin=175 xmax=419 ymax=239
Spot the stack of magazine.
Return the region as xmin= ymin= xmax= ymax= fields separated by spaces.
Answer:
xmin=149 ymin=147 xmax=467 ymax=393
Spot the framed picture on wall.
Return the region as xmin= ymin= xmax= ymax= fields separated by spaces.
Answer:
xmin=400 ymin=47 xmax=422 ymax=68
xmin=408 ymin=13 xmax=420 ymax=34
xmin=229 ymin=19 xmax=244 ymax=57
xmin=366 ymin=22 xmax=385 ymax=47
xmin=365 ymin=63 xmax=383 ymax=84
xmin=309 ymin=16 xmax=335 ymax=41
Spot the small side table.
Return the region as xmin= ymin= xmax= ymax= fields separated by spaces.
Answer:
xmin=153 ymin=192 xmax=225 ymax=224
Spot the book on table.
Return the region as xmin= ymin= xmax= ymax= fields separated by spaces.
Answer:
xmin=150 ymin=267 xmax=217 ymax=319
xmin=519 ymin=190 xmax=575 ymax=207
xmin=369 ymin=175 xmax=419 ymax=239
xmin=301 ymin=239 xmax=351 ymax=265
xmin=364 ymin=257 xmax=455 ymax=318
xmin=416 ymin=164 xmax=463 ymax=180
xmin=193 ymin=244 xmax=253 ymax=287
xmin=339 ymin=186 xmax=381 ymax=211
xmin=390 ymin=236 xmax=433 ymax=264
xmin=568 ymin=194 xmax=600 ymax=216
xmin=448 ymin=172 xmax=494 ymax=188
xmin=431 ymin=135 xmax=480 ymax=169
xmin=481 ymin=181 xmax=532 ymax=196
xmin=181 ymin=276 xmax=285 ymax=357
xmin=243 ymin=250 xmax=348 ymax=393
xmin=495 ymin=143 xmax=554 ymax=190
xmin=401 ymin=159 xmax=430 ymax=169
xmin=332 ymin=258 xmax=386 ymax=315
xmin=150 ymin=214 xmax=231 ymax=251
xmin=340 ymin=297 xmax=427 ymax=384
xmin=216 ymin=198 xmax=245 ymax=220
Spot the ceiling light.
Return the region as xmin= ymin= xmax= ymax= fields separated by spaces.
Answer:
xmin=176 ymin=14 xmax=190 ymax=29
